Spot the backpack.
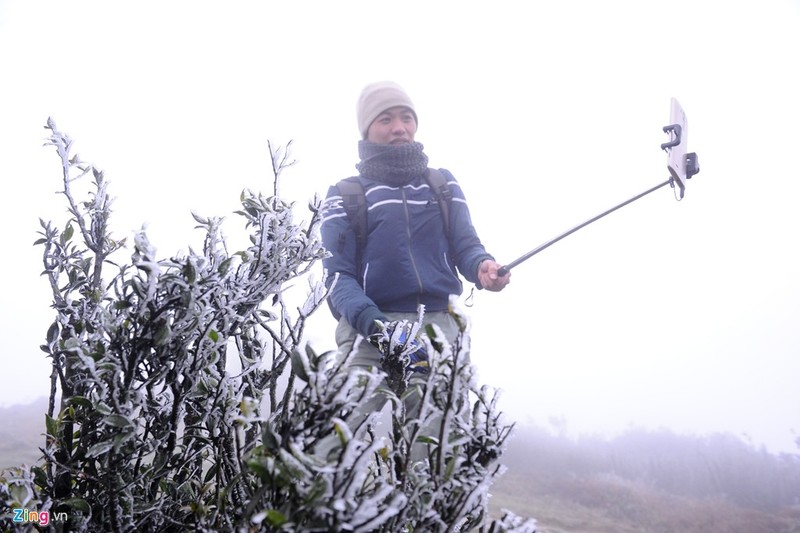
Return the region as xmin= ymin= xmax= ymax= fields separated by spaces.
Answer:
xmin=329 ymin=168 xmax=454 ymax=319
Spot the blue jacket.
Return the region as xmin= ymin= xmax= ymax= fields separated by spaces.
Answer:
xmin=320 ymin=168 xmax=493 ymax=337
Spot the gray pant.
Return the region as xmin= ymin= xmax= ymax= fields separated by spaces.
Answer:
xmin=335 ymin=310 xmax=465 ymax=369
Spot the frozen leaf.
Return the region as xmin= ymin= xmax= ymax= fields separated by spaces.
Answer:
xmin=46 ymin=321 xmax=59 ymax=344
xmin=290 ymin=349 xmax=309 ymax=383
xmin=204 ymin=463 xmax=219 ymax=483
xmin=102 ymin=415 xmax=133 ymax=428
xmin=8 ymin=483 xmax=33 ymax=507
xmin=183 ymin=261 xmax=196 ymax=283
xmin=114 ymin=299 xmax=133 ymax=309
xmin=218 ymin=257 xmax=233 ymax=275
xmin=62 ymin=498 xmax=91 ymax=513
xmin=154 ymin=320 xmax=171 ymax=346
xmin=60 ymin=222 xmax=74 ymax=245
xmin=191 ymin=210 xmax=209 ymax=225
xmin=87 ymin=440 xmax=114 ymax=458
xmin=67 ymin=396 xmax=92 ymax=409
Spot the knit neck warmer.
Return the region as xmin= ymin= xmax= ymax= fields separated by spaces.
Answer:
xmin=356 ymin=141 xmax=429 ymax=186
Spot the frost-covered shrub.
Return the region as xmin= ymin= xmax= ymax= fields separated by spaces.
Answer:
xmin=245 ymin=311 xmax=537 ymax=532
xmin=0 ymin=119 xmax=535 ymax=532
xmin=0 ymin=119 xmax=326 ymax=531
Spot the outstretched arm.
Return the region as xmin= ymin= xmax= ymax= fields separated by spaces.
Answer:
xmin=440 ymin=169 xmax=511 ymax=292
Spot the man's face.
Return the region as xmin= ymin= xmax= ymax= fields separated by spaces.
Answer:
xmin=366 ymin=106 xmax=417 ymax=145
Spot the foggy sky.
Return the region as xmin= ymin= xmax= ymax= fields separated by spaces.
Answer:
xmin=1 ymin=0 xmax=798 ymax=453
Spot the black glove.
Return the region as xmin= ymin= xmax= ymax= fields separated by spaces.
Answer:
xmin=368 ymin=319 xmax=430 ymax=375
xmin=406 ymin=340 xmax=429 ymax=374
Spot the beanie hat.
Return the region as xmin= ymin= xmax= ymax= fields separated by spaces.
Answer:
xmin=356 ymin=81 xmax=417 ymax=139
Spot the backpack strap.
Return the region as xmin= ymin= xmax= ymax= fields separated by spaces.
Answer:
xmin=335 ymin=177 xmax=368 ymax=273
xmin=327 ymin=177 xmax=366 ymax=321
xmin=426 ymin=168 xmax=452 ymax=237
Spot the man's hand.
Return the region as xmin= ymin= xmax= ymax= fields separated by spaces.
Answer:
xmin=478 ymin=259 xmax=511 ymax=291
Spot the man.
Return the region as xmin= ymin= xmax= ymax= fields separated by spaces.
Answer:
xmin=320 ymin=81 xmax=510 ymax=370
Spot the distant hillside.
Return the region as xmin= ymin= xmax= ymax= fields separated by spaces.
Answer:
xmin=490 ymin=425 xmax=800 ymax=532
xmin=490 ymin=467 xmax=800 ymax=533
xmin=0 ymin=397 xmax=48 ymax=468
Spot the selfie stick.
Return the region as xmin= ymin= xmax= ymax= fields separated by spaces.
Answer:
xmin=497 ymin=98 xmax=699 ymax=278
xmin=497 ymin=179 xmax=674 ymax=277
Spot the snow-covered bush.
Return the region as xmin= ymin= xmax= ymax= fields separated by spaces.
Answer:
xmin=243 ymin=312 xmax=537 ymax=532
xmin=0 ymin=120 xmax=535 ymax=532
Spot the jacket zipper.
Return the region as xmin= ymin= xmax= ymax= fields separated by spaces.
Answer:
xmin=401 ymin=188 xmax=425 ymax=300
